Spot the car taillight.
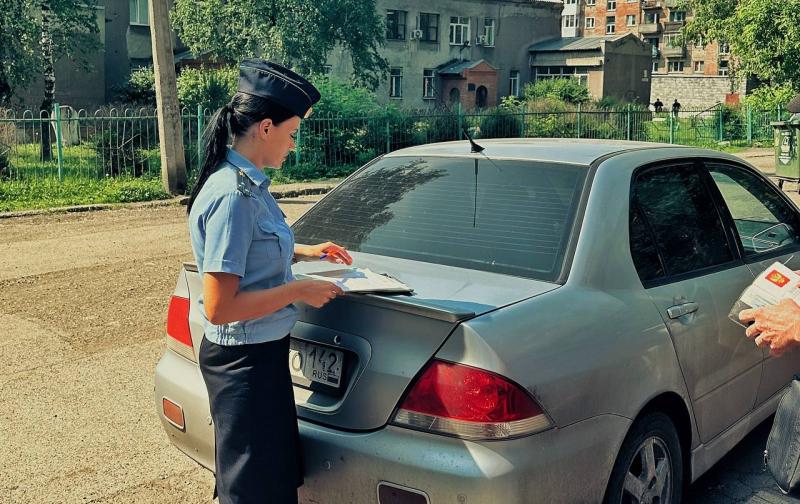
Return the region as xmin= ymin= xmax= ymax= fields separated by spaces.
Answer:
xmin=166 ymin=296 xmax=194 ymax=360
xmin=392 ymin=360 xmax=552 ymax=440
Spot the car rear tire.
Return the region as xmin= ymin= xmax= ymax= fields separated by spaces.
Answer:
xmin=603 ymin=412 xmax=683 ymax=504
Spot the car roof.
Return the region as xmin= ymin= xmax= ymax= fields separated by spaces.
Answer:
xmin=384 ymin=138 xmax=682 ymax=166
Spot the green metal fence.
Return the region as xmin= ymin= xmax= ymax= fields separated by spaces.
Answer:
xmin=0 ymin=103 xmax=790 ymax=182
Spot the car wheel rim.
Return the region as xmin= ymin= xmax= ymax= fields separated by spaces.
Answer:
xmin=621 ymin=436 xmax=672 ymax=504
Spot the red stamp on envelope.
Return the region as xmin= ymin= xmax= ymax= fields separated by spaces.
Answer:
xmin=766 ymin=270 xmax=790 ymax=287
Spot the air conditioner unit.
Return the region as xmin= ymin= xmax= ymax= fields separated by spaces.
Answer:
xmin=410 ymin=29 xmax=423 ymax=40
xmin=476 ymin=35 xmax=487 ymax=45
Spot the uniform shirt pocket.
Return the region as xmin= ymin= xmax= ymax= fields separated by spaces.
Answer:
xmin=253 ymin=217 xmax=283 ymax=259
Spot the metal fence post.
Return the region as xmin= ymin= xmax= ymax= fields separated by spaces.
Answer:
xmin=577 ymin=103 xmax=582 ymax=138
xmin=53 ymin=102 xmax=64 ymax=181
xmin=196 ymin=104 xmax=204 ymax=172
xmin=519 ymin=104 xmax=526 ymax=138
xmin=626 ymin=104 xmax=632 ymax=141
xmin=456 ymin=104 xmax=463 ymax=140
xmin=747 ymin=104 xmax=753 ymax=145
xmin=718 ymin=106 xmax=724 ymax=142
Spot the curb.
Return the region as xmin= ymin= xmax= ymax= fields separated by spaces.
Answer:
xmin=0 ymin=184 xmax=338 ymax=220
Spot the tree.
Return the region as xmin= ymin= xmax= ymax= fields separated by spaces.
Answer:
xmin=171 ymin=0 xmax=388 ymax=89
xmin=0 ymin=1 xmax=99 ymax=158
xmin=680 ymin=0 xmax=800 ymax=89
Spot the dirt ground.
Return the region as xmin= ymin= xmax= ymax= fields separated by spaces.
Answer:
xmin=0 ymin=152 xmax=797 ymax=503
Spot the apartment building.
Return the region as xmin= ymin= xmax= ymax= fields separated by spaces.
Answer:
xmin=329 ymin=0 xmax=563 ymax=109
xmin=559 ymin=0 xmax=744 ymax=106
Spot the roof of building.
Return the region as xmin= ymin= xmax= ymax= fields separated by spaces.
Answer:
xmin=529 ymin=34 xmax=632 ymax=52
xmin=437 ymin=59 xmax=496 ymax=76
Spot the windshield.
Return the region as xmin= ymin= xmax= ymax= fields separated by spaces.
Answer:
xmin=292 ymin=156 xmax=587 ymax=281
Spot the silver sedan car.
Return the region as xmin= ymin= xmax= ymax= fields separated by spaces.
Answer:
xmin=155 ymin=139 xmax=800 ymax=503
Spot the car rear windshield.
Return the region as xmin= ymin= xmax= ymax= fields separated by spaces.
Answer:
xmin=292 ymin=156 xmax=587 ymax=281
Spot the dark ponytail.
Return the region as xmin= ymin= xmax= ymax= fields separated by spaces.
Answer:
xmin=187 ymin=93 xmax=296 ymax=213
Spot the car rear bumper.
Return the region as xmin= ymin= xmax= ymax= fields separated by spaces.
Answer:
xmin=155 ymin=348 xmax=630 ymax=503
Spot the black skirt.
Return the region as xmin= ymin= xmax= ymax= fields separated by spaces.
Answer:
xmin=199 ymin=336 xmax=303 ymax=504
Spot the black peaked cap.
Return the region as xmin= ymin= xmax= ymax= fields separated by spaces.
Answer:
xmin=237 ymin=58 xmax=321 ymax=118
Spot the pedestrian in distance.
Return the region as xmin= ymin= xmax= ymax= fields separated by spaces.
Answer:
xmin=672 ymin=99 xmax=682 ymax=117
xmin=653 ymin=98 xmax=664 ymax=113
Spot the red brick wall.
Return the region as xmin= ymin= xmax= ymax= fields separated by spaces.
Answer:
xmin=582 ymin=0 xmax=641 ymax=37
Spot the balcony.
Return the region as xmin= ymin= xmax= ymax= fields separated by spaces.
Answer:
xmin=663 ymin=20 xmax=685 ymax=32
xmin=662 ymin=45 xmax=686 ymax=58
xmin=642 ymin=0 xmax=663 ymax=9
xmin=639 ymin=23 xmax=661 ymax=35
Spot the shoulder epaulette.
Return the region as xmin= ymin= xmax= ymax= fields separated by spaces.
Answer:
xmin=236 ymin=169 xmax=254 ymax=197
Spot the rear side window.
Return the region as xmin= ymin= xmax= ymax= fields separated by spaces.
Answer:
xmin=630 ymin=164 xmax=734 ymax=280
xmin=292 ymin=156 xmax=587 ymax=281
xmin=707 ymin=162 xmax=800 ymax=257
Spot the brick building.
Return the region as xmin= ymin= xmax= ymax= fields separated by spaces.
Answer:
xmin=559 ymin=0 xmax=742 ymax=106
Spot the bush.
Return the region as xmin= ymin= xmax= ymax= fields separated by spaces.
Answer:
xmin=477 ymin=108 xmax=522 ymax=139
xmin=523 ymin=79 xmax=590 ymax=104
xmin=177 ymin=66 xmax=238 ymax=112
xmin=89 ymin=128 xmax=152 ymax=177
xmin=745 ymin=84 xmax=797 ymax=112
xmin=0 ymin=144 xmax=10 ymax=180
xmin=310 ymin=77 xmax=384 ymax=117
xmin=114 ymin=66 xmax=156 ymax=106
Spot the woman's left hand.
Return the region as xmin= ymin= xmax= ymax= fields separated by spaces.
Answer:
xmin=299 ymin=242 xmax=353 ymax=265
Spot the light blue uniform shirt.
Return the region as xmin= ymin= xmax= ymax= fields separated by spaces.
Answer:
xmin=188 ymin=148 xmax=298 ymax=345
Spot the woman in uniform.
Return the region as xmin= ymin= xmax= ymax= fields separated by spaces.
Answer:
xmin=187 ymin=59 xmax=352 ymax=504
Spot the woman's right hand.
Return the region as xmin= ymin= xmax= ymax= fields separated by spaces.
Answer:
xmin=293 ymin=279 xmax=344 ymax=308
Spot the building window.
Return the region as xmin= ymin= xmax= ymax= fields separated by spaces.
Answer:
xmin=585 ymin=17 xmax=595 ymax=28
xmin=606 ymin=16 xmax=616 ymax=34
xmin=536 ymin=66 xmax=589 ymax=86
xmin=483 ymin=18 xmax=495 ymax=46
xmin=586 ymin=0 xmax=596 ymax=5
xmin=693 ymin=61 xmax=704 ymax=73
xmin=669 ymin=11 xmax=686 ymax=22
xmin=719 ymin=41 xmax=730 ymax=55
xmin=564 ymin=15 xmax=576 ymax=28
xmin=652 ymin=60 xmax=660 ymax=73
xmin=667 ymin=61 xmax=684 ymax=73
xmin=719 ymin=60 xmax=729 ymax=76
xmin=607 ymin=0 xmax=617 ymax=11
xmin=644 ymin=12 xmax=659 ymax=24
xmin=419 ymin=13 xmax=439 ymax=42
xmin=449 ymin=16 xmax=470 ymax=45
xmin=129 ymin=0 xmax=149 ymax=26
xmin=664 ymin=33 xmax=681 ymax=47
xmin=626 ymin=15 xmax=637 ymax=26
xmin=423 ymin=69 xmax=435 ymax=99
xmin=390 ymin=68 xmax=403 ymax=98
xmin=387 ymin=10 xmax=407 ymax=40
xmin=565 ymin=0 xmax=577 ymax=4
xmin=509 ymin=70 xmax=520 ymax=96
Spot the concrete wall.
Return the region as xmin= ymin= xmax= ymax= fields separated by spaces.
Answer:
xmin=330 ymin=0 xmax=562 ymax=109
xmin=561 ymin=0 xmax=579 ymax=37
xmin=650 ymin=75 xmax=747 ymax=108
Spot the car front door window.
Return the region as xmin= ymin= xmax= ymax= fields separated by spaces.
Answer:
xmin=707 ymin=163 xmax=800 ymax=257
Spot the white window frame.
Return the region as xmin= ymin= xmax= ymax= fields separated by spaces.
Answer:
xmin=423 ymin=69 xmax=435 ymax=99
xmin=484 ymin=18 xmax=495 ymax=47
xmin=667 ymin=60 xmax=684 ymax=73
xmin=536 ymin=66 xmax=589 ymax=86
xmin=607 ymin=0 xmax=617 ymax=11
xmin=644 ymin=12 xmax=659 ymax=24
xmin=449 ymin=16 xmax=470 ymax=46
xmin=129 ymin=0 xmax=149 ymax=26
xmin=693 ymin=60 xmax=704 ymax=73
xmin=626 ymin=14 xmax=636 ymax=26
xmin=563 ymin=15 xmax=576 ymax=29
xmin=586 ymin=0 xmax=596 ymax=5
xmin=585 ymin=17 xmax=595 ymax=28
xmin=390 ymin=68 xmax=403 ymax=98
xmin=652 ymin=60 xmax=660 ymax=73
xmin=669 ymin=11 xmax=686 ymax=23
xmin=719 ymin=41 xmax=730 ymax=55
xmin=606 ymin=16 xmax=616 ymax=34
xmin=509 ymin=70 xmax=520 ymax=97
xmin=719 ymin=60 xmax=730 ymax=76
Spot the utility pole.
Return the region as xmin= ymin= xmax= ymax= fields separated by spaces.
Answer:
xmin=149 ymin=0 xmax=186 ymax=194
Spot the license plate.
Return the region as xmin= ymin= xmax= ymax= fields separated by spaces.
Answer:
xmin=289 ymin=340 xmax=344 ymax=389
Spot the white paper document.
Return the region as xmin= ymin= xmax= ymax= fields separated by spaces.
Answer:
xmin=298 ymin=267 xmax=413 ymax=293
xmin=729 ymin=261 xmax=800 ymax=326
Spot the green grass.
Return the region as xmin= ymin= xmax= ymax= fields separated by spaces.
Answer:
xmin=4 ymin=143 xmax=160 ymax=179
xmin=0 ymin=176 xmax=171 ymax=212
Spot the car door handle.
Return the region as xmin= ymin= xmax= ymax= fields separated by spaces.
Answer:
xmin=667 ymin=302 xmax=699 ymax=319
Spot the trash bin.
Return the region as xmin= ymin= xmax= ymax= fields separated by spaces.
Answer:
xmin=771 ymin=119 xmax=800 ymax=191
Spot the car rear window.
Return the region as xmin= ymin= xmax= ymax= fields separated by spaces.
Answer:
xmin=292 ymin=156 xmax=587 ymax=281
